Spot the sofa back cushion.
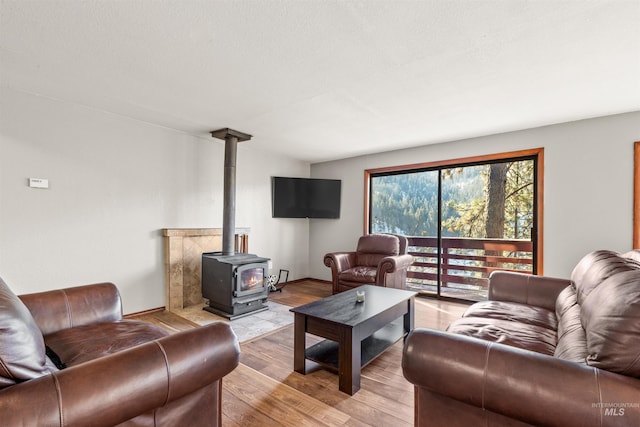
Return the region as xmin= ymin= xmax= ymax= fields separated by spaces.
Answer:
xmin=554 ymin=285 xmax=588 ymax=363
xmin=355 ymin=234 xmax=399 ymax=267
xmin=0 ymin=277 xmax=57 ymax=389
xmin=621 ymin=249 xmax=640 ymax=263
xmin=581 ymin=269 xmax=640 ymax=377
xmin=571 ymin=250 xmax=640 ymax=305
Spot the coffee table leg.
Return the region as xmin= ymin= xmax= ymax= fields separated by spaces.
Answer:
xmin=294 ymin=313 xmax=306 ymax=374
xmin=338 ymin=327 xmax=360 ymax=395
xmin=404 ymin=297 xmax=415 ymax=339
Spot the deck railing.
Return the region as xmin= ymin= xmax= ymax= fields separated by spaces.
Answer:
xmin=406 ymin=236 xmax=533 ymax=300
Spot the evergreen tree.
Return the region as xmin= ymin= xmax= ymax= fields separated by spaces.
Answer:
xmin=371 ymin=159 xmax=534 ymax=240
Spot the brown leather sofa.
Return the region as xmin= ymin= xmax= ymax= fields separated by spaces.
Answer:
xmin=324 ymin=233 xmax=414 ymax=294
xmin=403 ymin=250 xmax=640 ymax=426
xmin=0 ymin=276 xmax=240 ymax=426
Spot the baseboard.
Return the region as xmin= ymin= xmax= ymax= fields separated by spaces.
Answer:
xmin=123 ymin=306 xmax=165 ymax=318
xmin=283 ymin=277 xmax=331 ymax=285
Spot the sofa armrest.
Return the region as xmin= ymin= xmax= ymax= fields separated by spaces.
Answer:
xmin=19 ymin=283 xmax=123 ymax=336
xmin=0 ymin=322 xmax=240 ymax=427
xmin=403 ymin=329 xmax=640 ymax=426
xmin=377 ymin=254 xmax=414 ymax=275
xmin=323 ymin=252 xmax=356 ymax=273
xmin=488 ymin=271 xmax=571 ymax=311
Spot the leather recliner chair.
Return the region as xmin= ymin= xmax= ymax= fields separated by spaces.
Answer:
xmin=324 ymin=233 xmax=414 ymax=294
xmin=0 ymin=276 xmax=240 ymax=426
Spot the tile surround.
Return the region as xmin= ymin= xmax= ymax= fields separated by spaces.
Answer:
xmin=163 ymin=228 xmax=249 ymax=312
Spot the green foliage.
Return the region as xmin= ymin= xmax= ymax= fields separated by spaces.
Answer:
xmin=370 ymin=160 xmax=534 ymax=240
xmin=503 ymin=160 xmax=535 ymax=239
xmin=442 ymin=197 xmax=486 ymax=237
xmin=370 ymin=171 xmax=439 ymax=236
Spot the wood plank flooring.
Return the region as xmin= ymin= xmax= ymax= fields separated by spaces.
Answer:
xmin=131 ymin=280 xmax=470 ymax=426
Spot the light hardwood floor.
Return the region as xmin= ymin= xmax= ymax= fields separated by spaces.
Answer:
xmin=132 ymin=280 xmax=470 ymax=426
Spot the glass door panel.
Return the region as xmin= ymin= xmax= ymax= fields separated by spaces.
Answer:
xmin=440 ymin=161 xmax=534 ymax=301
xmin=370 ymin=170 xmax=440 ymax=296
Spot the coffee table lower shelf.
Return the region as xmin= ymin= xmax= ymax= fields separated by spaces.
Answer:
xmin=305 ymin=319 xmax=404 ymax=372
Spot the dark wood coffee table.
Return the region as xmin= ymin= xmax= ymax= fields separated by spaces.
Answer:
xmin=290 ymin=285 xmax=417 ymax=395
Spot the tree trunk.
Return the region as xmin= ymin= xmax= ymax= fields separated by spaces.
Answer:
xmin=485 ymin=163 xmax=508 ymax=238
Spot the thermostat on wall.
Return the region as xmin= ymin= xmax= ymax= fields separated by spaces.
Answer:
xmin=29 ymin=178 xmax=49 ymax=189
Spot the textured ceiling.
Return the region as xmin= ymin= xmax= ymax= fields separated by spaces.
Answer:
xmin=1 ymin=0 xmax=639 ymax=163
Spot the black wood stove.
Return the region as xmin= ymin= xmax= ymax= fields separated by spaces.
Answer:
xmin=202 ymin=252 xmax=270 ymax=319
xmin=201 ymin=128 xmax=271 ymax=319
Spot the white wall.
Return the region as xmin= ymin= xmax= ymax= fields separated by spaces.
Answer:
xmin=0 ymin=87 xmax=310 ymax=313
xmin=310 ymin=112 xmax=640 ymax=281
xmin=2 ymin=87 xmax=638 ymax=309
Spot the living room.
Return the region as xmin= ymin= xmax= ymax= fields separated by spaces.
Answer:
xmin=1 ymin=1 xmax=639 ymax=425
xmin=1 ymin=0 xmax=638 ymax=312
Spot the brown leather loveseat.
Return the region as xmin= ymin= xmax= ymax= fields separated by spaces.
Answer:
xmin=0 ymin=276 xmax=240 ymax=426
xmin=403 ymin=250 xmax=640 ymax=426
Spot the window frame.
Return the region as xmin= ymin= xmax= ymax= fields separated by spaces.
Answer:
xmin=364 ymin=148 xmax=545 ymax=275
xmin=634 ymin=141 xmax=640 ymax=249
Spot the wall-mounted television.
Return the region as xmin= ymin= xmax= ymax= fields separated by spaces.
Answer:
xmin=271 ymin=176 xmax=341 ymax=219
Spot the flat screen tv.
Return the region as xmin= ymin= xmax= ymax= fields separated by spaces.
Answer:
xmin=271 ymin=177 xmax=341 ymax=219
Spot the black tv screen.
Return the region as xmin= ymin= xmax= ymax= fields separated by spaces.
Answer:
xmin=271 ymin=177 xmax=341 ymax=219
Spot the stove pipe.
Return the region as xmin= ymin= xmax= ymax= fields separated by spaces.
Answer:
xmin=210 ymin=128 xmax=252 ymax=255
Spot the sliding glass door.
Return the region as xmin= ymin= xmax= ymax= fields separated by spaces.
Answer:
xmin=368 ymin=151 xmax=540 ymax=302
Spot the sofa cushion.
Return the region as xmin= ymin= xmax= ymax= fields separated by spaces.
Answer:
xmin=462 ymin=300 xmax=557 ymax=330
xmin=44 ymin=320 xmax=169 ymax=367
xmin=0 ymin=277 xmax=58 ymax=389
xmin=555 ymin=284 xmax=578 ymax=318
xmin=338 ymin=266 xmax=377 ymax=284
xmin=553 ymin=285 xmax=588 ymax=363
xmin=621 ymin=249 xmax=640 ymax=263
xmin=446 ymin=317 xmax=557 ymax=356
xmin=554 ymin=304 xmax=587 ymax=363
xmin=581 ymin=269 xmax=640 ymax=377
xmin=571 ymin=250 xmax=640 ymax=305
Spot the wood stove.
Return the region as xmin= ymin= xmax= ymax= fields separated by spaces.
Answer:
xmin=202 ymin=252 xmax=270 ymax=319
xmin=201 ymin=128 xmax=271 ymax=319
